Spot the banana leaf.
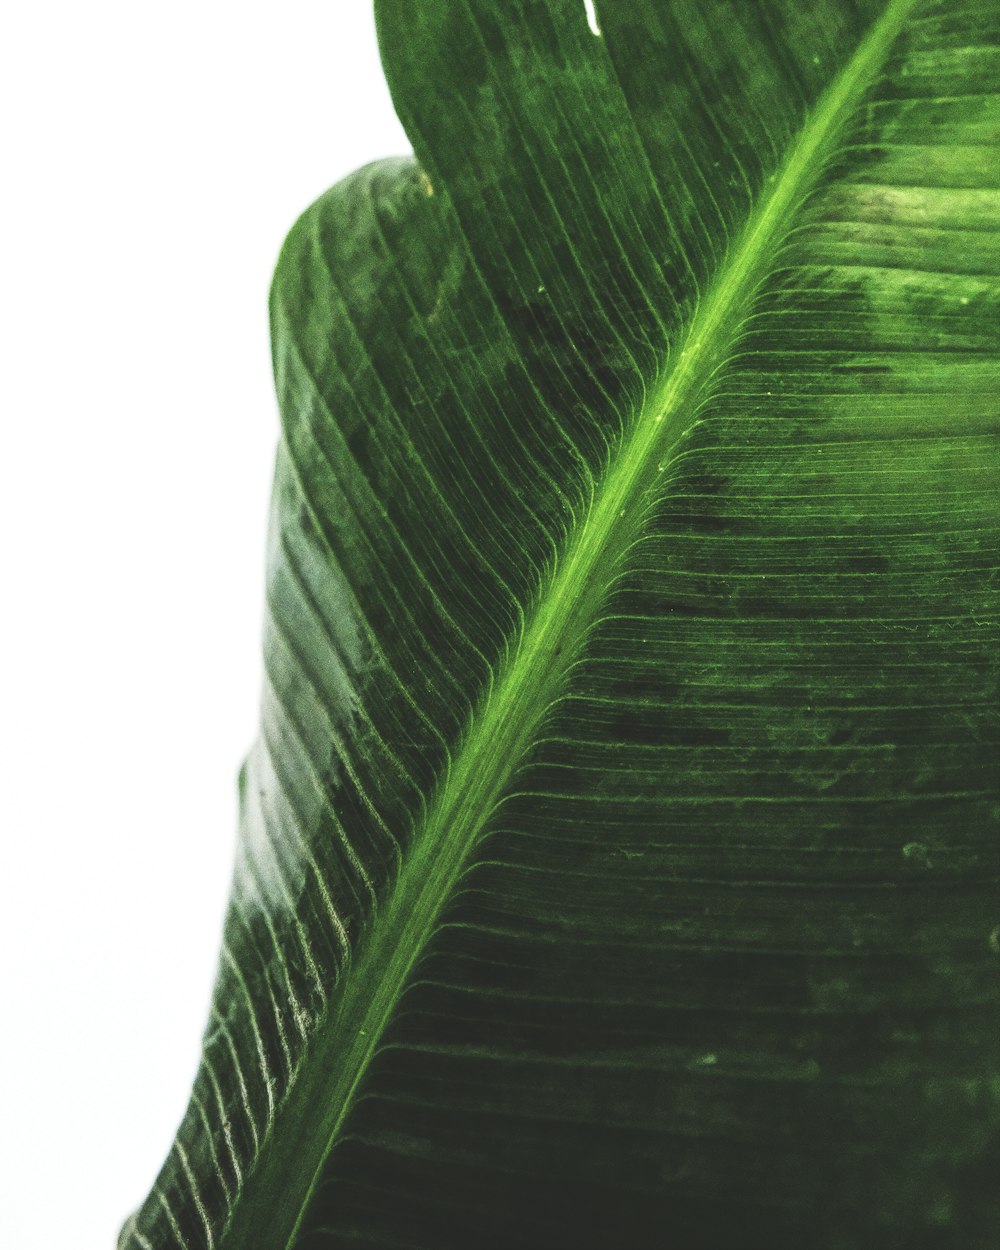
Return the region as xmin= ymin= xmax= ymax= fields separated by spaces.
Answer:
xmin=122 ymin=2 xmax=1000 ymax=1246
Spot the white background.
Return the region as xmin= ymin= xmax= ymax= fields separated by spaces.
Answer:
xmin=0 ymin=5 xmax=408 ymax=1246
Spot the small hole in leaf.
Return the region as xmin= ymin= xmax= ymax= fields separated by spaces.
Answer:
xmin=583 ymin=0 xmax=602 ymax=37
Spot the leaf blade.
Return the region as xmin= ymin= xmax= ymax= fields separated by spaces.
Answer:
xmin=124 ymin=3 xmax=1000 ymax=1246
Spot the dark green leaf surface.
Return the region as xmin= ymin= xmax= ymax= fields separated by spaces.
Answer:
xmin=123 ymin=2 xmax=1000 ymax=1247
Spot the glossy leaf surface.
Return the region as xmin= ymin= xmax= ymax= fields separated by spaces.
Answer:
xmin=123 ymin=2 xmax=1000 ymax=1247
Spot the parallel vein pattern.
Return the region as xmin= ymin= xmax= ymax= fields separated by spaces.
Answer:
xmin=125 ymin=2 xmax=999 ymax=1248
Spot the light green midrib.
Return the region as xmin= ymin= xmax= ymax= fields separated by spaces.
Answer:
xmin=217 ymin=3 xmax=919 ymax=1245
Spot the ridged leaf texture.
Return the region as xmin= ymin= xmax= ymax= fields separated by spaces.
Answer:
xmin=123 ymin=2 xmax=1000 ymax=1247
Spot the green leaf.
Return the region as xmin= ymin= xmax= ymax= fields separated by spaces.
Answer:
xmin=122 ymin=2 xmax=1000 ymax=1247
